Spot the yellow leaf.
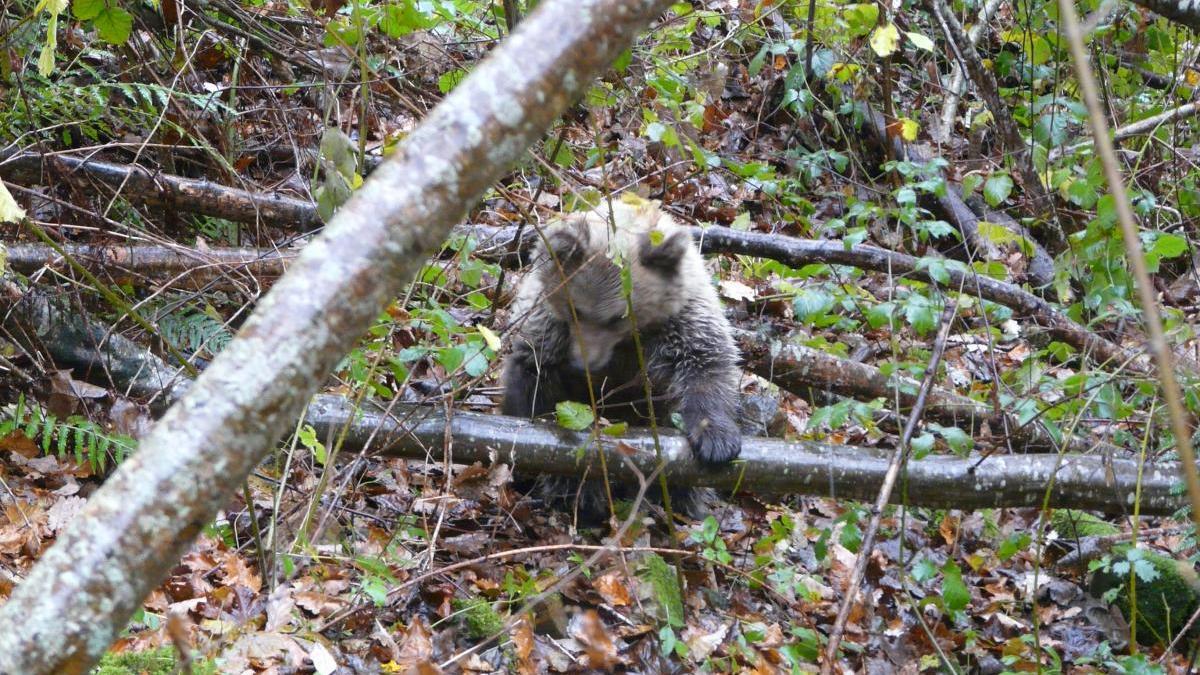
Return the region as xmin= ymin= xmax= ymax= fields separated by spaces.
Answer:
xmin=900 ymin=118 xmax=919 ymax=142
xmin=478 ymin=325 xmax=502 ymax=351
xmin=0 ymin=181 xmax=26 ymax=224
xmin=870 ymin=23 xmax=900 ymax=57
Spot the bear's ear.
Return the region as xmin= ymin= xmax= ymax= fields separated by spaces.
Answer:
xmin=540 ymin=217 xmax=590 ymax=272
xmin=638 ymin=229 xmax=690 ymax=275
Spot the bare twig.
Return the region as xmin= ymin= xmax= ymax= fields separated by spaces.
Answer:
xmin=1058 ymin=0 xmax=1200 ymax=527
xmin=935 ymin=0 xmax=1004 ymax=144
xmin=821 ymin=299 xmax=959 ymax=672
xmin=927 ymin=0 xmax=1064 ymax=250
xmin=1050 ymin=100 xmax=1200 ymax=161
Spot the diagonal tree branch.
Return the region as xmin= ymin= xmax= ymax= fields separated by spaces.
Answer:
xmin=0 ymin=1 xmax=675 ymax=671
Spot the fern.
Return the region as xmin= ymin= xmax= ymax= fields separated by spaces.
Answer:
xmin=0 ymin=395 xmax=136 ymax=472
xmin=158 ymin=310 xmax=232 ymax=359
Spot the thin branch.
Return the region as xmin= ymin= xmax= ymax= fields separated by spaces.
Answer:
xmin=1058 ymin=0 xmax=1200 ymax=527
xmin=935 ymin=0 xmax=1004 ymax=144
xmin=1050 ymin=100 xmax=1200 ymax=161
xmin=822 ymin=299 xmax=958 ymax=672
xmin=927 ymin=0 xmax=1064 ymax=250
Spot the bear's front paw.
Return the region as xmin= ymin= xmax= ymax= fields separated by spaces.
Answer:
xmin=687 ymin=415 xmax=742 ymax=464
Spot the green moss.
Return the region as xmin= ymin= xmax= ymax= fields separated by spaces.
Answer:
xmin=1052 ymin=510 xmax=1200 ymax=646
xmin=94 ymin=646 xmax=217 ymax=675
xmin=1092 ymin=551 xmax=1200 ymax=646
xmin=1051 ymin=509 xmax=1119 ymax=539
xmin=453 ymin=596 xmax=506 ymax=639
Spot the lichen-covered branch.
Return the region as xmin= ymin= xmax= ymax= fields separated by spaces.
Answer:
xmin=5 ymin=243 xmax=297 ymax=292
xmin=0 ymin=149 xmax=321 ymax=230
xmin=302 ymin=395 xmax=1184 ymax=516
xmin=0 ymin=1 xmax=675 ymax=671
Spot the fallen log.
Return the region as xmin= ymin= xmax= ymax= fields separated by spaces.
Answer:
xmin=2 ymin=272 xmax=1186 ymax=516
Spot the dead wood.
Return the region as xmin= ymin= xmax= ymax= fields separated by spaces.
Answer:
xmin=0 ymin=1 xmax=675 ymax=671
xmin=5 ymin=242 xmax=297 ymax=292
xmin=2 ymin=272 xmax=1184 ymax=517
xmin=0 ymin=148 xmax=322 ymax=230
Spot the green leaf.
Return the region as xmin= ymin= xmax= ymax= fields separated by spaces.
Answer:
xmin=940 ymin=560 xmax=970 ymax=613
xmin=983 ymin=173 xmax=1014 ymax=207
xmin=94 ymin=6 xmax=132 ymax=44
xmin=910 ymin=432 xmax=935 ymax=458
xmin=906 ymin=31 xmax=934 ymax=51
xmin=961 ymin=173 xmax=982 ymax=197
xmin=931 ymin=423 xmax=973 ymax=455
xmin=72 ymin=0 xmax=103 ymax=21
xmin=911 ymin=557 xmax=937 ymax=583
xmin=298 ymin=424 xmax=327 ymax=465
xmin=437 ymin=69 xmax=466 ymax=94
xmin=601 ymin=421 xmax=628 ymax=436
xmin=843 ymin=3 xmax=878 ymax=37
xmin=865 ymin=301 xmax=896 ymax=329
xmin=793 ymin=288 xmax=834 ymax=323
xmin=436 ymin=346 xmax=464 ymax=372
xmin=379 ymin=0 xmax=435 ymax=38
xmin=555 ymin=401 xmax=594 ymax=431
xmin=997 ymin=532 xmax=1031 ymax=561
xmin=1152 ymin=232 xmax=1188 ymax=259
xmin=903 ymin=294 xmax=938 ymax=335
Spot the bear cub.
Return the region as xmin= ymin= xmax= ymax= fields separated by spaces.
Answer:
xmin=501 ymin=196 xmax=741 ymax=517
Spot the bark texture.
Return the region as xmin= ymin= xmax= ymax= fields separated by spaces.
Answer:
xmin=0 ymin=148 xmax=321 ymax=230
xmin=0 ymin=1 xmax=673 ymax=671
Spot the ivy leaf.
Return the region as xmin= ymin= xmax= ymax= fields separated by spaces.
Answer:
xmin=941 ymin=560 xmax=970 ymax=613
xmin=436 ymin=346 xmax=464 ymax=372
xmin=904 ymin=294 xmax=938 ymax=335
xmin=555 ymin=401 xmax=594 ymax=431
xmin=843 ymin=4 xmax=879 ymax=37
xmin=379 ymin=0 xmax=435 ymax=38
xmin=72 ymin=0 xmax=103 ymax=21
xmin=910 ymin=432 xmax=935 ymax=459
xmin=983 ymin=173 xmax=1014 ymax=207
xmin=437 ymin=69 xmax=466 ymax=94
xmin=1152 ymin=233 xmax=1188 ymax=259
xmin=911 ymin=557 xmax=937 ymax=583
xmin=94 ymin=6 xmax=132 ymax=44
xmin=998 ymin=533 xmax=1031 ymax=561
xmin=869 ymin=23 xmax=901 ymax=57
xmin=961 ymin=173 xmax=983 ymax=197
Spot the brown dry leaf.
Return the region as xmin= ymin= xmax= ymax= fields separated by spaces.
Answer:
xmin=569 ymin=609 xmax=622 ymax=670
xmin=0 ymin=432 xmax=39 ymax=458
xmin=44 ymin=496 xmax=85 ymax=534
xmin=392 ymin=614 xmax=441 ymax=674
xmin=221 ymin=631 xmax=309 ymax=671
xmin=681 ymin=621 xmax=729 ymax=661
xmin=939 ymin=513 xmax=959 ymax=546
xmin=295 ymin=591 xmax=347 ymax=617
xmin=593 ymin=571 xmax=632 ymax=607
xmin=512 ymin=614 xmax=536 ymax=675
xmin=461 ymin=654 xmax=494 ymax=672
xmin=218 ymin=551 xmax=263 ymax=592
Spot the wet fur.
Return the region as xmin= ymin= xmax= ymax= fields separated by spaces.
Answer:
xmin=501 ymin=199 xmax=741 ymax=519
